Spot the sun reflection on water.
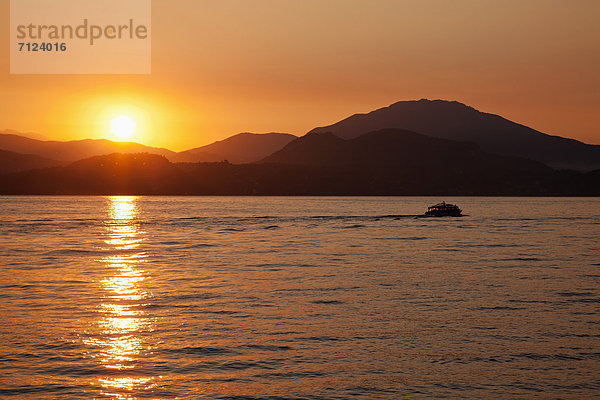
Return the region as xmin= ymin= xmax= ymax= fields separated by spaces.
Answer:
xmin=83 ymin=196 xmax=158 ymax=399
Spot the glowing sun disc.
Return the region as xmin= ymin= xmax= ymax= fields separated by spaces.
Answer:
xmin=111 ymin=116 xmax=136 ymax=139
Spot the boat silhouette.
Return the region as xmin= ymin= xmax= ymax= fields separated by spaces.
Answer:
xmin=423 ymin=201 xmax=463 ymax=217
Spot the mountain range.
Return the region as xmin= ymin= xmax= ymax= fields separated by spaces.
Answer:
xmin=0 ymin=130 xmax=296 ymax=170
xmin=309 ymin=99 xmax=600 ymax=171
xmin=1 ymin=99 xmax=599 ymax=194
xmin=1 ymin=146 xmax=596 ymax=196
xmin=174 ymin=132 xmax=297 ymax=163
xmin=261 ymin=128 xmax=549 ymax=172
xmin=0 ymin=132 xmax=176 ymax=162
xmin=0 ymin=149 xmax=63 ymax=174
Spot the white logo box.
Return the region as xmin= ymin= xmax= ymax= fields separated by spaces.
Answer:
xmin=10 ymin=0 xmax=151 ymax=74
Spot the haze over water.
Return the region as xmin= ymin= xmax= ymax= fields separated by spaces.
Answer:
xmin=1 ymin=196 xmax=599 ymax=399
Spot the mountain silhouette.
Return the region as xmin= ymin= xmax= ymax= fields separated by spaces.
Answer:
xmin=0 ymin=133 xmax=176 ymax=162
xmin=0 ymin=153 xmax=187 ymax=194
xmin=0 ymin=129 xmax=49 ymax=141
xmin=308 ymin=99 xmax=600 ymax=171
xmin=174 ymin=132 xmax=297 ymax=163
xmin=0 ymin=131 xmax=297 ymax=165
xmin=0 ymin=149 xmax=62 ymax=174
xmin=1 ymin=151 xmax=597 ymax=195
xmin=260 ymin=129 xmax=549 ymax=172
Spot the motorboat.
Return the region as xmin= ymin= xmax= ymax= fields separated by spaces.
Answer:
xmin=424 ymin=201 xmax=462 ymax=217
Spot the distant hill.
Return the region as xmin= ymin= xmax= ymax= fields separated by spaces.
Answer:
xmin=0 ymin=149 xmax=62 ymax=174
xmin=0 ymin=153 xmax=187 ymax=194
xmin=308 ymin=99 xmax=600 ymax=171
xmin=175 ymin=132 xmax=297 ymax=163
xmin=2 ymin=149 xmax=598 ymax=196
xmin=0 ymin=133 xmax=176 ymax=162
xmin=0 ymin=129 xmax=48 ymax=141
xmin=0 ymin=131 xmax=297 ymax=165
xmin=260 ymin=128 xmax=549 ymax=173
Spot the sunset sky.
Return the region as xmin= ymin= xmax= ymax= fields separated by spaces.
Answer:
xmin=1 ymin=0 xmax=599 ymax=151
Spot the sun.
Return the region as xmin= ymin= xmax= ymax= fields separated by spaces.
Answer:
xmin=111 ymin=116 xmax=136 ymax=140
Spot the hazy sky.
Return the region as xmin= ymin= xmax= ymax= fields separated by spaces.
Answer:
xmin=1 ymin=0 xmax=599 ymax=150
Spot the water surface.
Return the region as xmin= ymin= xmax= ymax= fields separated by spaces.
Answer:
xmin=1 ymin=196 xmax=599 ymax=399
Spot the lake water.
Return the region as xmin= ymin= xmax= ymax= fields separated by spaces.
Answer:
xmin=0 ymin=196 xmax=599 ymax=399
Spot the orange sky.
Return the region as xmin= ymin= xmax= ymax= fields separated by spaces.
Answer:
xmin=1 ymin=0 xmax=599 ymax=150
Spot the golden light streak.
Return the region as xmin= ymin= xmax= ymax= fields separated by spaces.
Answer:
xmin=83 ymin=196 xmax=158 ymax=398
